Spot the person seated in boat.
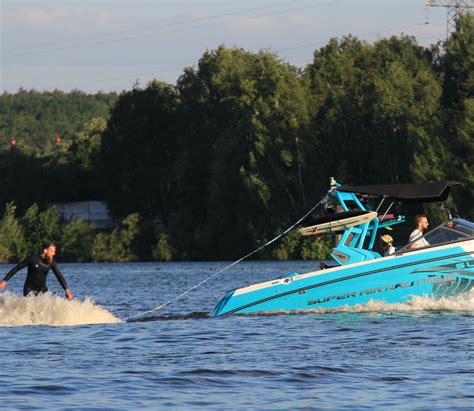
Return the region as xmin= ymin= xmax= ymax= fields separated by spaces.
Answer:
xmin=408 ymin=214 xmax=430 ymax=249
xmin=380 ymin=234 xmax=395 ymax=256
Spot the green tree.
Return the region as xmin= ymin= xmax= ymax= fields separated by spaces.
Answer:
xmin=0 ymin=89 xmax=117 ymax=154
xmin=438 ymin=14 xmax=474 ymax=218
xmin=61 ymin=219 xmax=96 ymax=262
xmin=21 ymin=204 xmax=63 ymax=252
xmin=92 ymin=213 xmax=141 ymax=262
xmin=0 ymin=202 xmax=27 ymax=262
xmin=42 ymin=117 xmax=108 ymax=202
xmin=152 ymin=229 xmax=175 ymax=261
xmin=21 ymin=204 xmax=42 ymax=251
xmin=0 ymin=90 xmax=117 ymax=210
xmin=175 ymin=46 xmax=312 ymax=259
xmin=304 ymin=35 xmax=444 ymax=186
xmin=0 ymin=149 xmax=45 ymax=213
xmin=100 ymin=81 xmax=179 ymax=224
xmin=370 ymin=37 xmax=445 ymax=183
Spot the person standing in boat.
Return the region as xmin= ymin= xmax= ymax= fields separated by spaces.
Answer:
xmin=408 ymin=214 xmax=430 ymax=249
xmin=380 ymin=234 xmax=395 ymax=256
xmin=0 ymin=242 xmax=73 ymax=300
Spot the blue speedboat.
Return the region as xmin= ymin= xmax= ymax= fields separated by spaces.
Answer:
xmin=211 ymin=180 xmax=474 ymax=316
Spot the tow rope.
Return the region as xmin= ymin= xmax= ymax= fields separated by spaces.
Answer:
xmin=124 ymin=199 xmax=323 ymax=321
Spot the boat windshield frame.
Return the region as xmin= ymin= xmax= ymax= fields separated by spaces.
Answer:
xmin=396 ymin=218 xmax=474 ymax=254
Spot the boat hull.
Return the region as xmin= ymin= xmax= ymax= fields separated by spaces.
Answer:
xmin=211 ymin=241 xmax=474 ymax=316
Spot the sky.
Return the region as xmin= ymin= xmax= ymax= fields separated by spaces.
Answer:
xmin=0 ymin=0 xmax=450 ymax=93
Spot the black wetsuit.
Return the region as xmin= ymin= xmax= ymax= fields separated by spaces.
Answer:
xmin=3 ymin=254 xmax=68 ymax=297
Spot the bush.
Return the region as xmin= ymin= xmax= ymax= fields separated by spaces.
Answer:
xmin=21 ymin=204 xmax=63 ymax=252
xmin=61 ymin=219 xmax=96 ymax=261
xmin=91 ymin=213 xmax=141 ymax=262
xmin=152 ymin=230 xmax=175 ymax=261
xmin=0 ymin=203 xmax=28 ymax=262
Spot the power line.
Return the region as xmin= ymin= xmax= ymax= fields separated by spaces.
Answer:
xmin=284 ymin=31 xmax=446 ymax=68
xmin=52 ymin=65 xmax=185 ymax=90
xmin=46 ymin=22 xmax=437 ymax=92
xmin=1 ymin=1 xmax=336 ymax=59
xmin=2 ymin=1 xmax=298 ymax=52
xmin=124 ymin=198 xmax=323 ymax=321
xmin=3 ymin=1 xmax=445 ymax=91
xmin=276 ymin=22 xmax=426 ymax=53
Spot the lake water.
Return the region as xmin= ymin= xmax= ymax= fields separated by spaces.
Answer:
xmin=1 ymin=261 xmax=473 ymax=409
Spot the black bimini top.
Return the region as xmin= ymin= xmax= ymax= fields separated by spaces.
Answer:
xmin=337 ymin=181 xmax=461 ymax=203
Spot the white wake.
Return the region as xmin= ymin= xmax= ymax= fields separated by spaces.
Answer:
xmin=250 ymin=291 xmax=474 ymax=315
xmin=338 ymin=291 xmax=474 ymax=313
xmin=0 ymin=291 xmax=121 ymax=326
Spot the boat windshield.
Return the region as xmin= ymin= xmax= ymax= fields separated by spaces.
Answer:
xmin=397 ymin=218 xmax=474 ymax=253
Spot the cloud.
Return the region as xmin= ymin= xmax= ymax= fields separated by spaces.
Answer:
xmin=226 ymin=15 xmax=277 ymax=34
xmin=287 ymin=15 xmax=322 ymax=30
xmin=2 ymin=6 xmax=114 ymax=32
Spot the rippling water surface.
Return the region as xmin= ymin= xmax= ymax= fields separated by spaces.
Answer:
xmin=1 ymin=261 xmax=473 ymax=409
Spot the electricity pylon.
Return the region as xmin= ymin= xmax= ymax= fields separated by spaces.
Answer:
xmin=426 ymin=1 xmax=474 ymax=40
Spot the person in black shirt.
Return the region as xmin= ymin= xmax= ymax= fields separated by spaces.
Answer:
xmin=0 ymin=242 xmax=73 ymax=300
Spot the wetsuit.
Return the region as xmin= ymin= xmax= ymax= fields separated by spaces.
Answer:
xmin=2 ymin=254 xmax=68 ymax=297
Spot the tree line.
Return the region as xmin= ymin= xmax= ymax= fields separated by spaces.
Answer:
xmin=0 ymin=16 xmax=472 ymax=262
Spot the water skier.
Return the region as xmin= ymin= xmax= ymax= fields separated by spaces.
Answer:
xmin=0 ymin=242 xmax=73 ymax=300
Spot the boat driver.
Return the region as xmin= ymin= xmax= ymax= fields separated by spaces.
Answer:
xmin=408 ymin=214 xmax=430 ymax=249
